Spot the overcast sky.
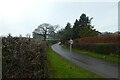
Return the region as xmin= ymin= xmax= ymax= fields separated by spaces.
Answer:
xmin=0 ymin=0 xmax=119 ymax=37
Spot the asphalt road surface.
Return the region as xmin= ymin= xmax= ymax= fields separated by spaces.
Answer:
xmin=51 ymin=43 xmax=119 ymax=78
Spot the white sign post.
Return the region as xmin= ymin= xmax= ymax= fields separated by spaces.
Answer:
xmin=69 ymin=39 xmax=73 ymax=69
xmin=69 ymin=39 xmax=73 ymax=54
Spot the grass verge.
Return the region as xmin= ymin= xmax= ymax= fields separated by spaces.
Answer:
xmin=47 ymin=47 xmax=101 ymax=78
xmin=63 ymin=46 xmax=120 ymax=64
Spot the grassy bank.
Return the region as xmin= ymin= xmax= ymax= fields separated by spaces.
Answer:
xmin=63 ymin=46 xmax=120 ymax=64
xmin=47 ymin=47 xmax=101 ymax=78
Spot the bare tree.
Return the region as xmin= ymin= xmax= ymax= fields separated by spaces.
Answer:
xmin=39 ymin=23 xmax=51 ymax=40
xmin=33 ymin=23 xmax=59 ymax=40
xmin=48 ymin=25 xmax=59 ymax=40
xmin=26 ymin=34 xmax=31 ymax=38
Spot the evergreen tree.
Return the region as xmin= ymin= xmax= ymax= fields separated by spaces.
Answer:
xmin=63 ymin=22 xmax=72 ymax=41
xmin=56 ymin=22 xmax=72 ymax=43
xmin=72 ymin=13 xmax=99 ymax=38
xmin=57 ymin=13 xmax=101 ymax=43
xmin=72 ymin=19 xmax=80 ymax=39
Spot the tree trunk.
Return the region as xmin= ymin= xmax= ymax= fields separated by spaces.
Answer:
xmin=44 ymin=31 xmax=47 ymax=41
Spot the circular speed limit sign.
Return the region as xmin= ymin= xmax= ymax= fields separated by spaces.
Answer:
xmin=69 ymin=39 xmax=73 ymax=44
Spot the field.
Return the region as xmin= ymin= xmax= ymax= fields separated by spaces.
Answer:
xmin=2 ymin=37 xmax=48 ymax=78
xmin=47 ymin=47 xmax=101 ymax=78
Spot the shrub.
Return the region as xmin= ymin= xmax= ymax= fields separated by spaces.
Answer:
xmin=2 ymin=37 xmax=48 ymax=79
xmin=75 ymin=35 xmax=120 ymax=44
xmin=48 ymin=40 xmax=59 ymax=44
xmin=73 ymin=43 xmax=119 ymax=55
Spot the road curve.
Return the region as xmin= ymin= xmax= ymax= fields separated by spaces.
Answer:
xmin=51 ymin=43 xmax=119 ymax=78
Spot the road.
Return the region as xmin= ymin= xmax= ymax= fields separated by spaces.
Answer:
xmin=51 ymin=43 xmax=119 ymax=78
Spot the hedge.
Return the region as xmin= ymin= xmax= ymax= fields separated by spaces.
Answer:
xmin=2 ymin=37 xmax=48 ymax=79
xmin=65 ymin=35 xmax=120 ymax=55
xmin=73 ymin=43 xmax=119 ymax=55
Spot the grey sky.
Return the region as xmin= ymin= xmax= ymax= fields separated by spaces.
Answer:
xmin=0 ymin=0 xmax=119 ymax=37
xmin=118 ymin=1 xmax=120 ymax=31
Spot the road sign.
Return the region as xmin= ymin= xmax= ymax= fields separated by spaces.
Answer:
xmin=69 ymin=39 xmax=73 ymax=44
xmin=69 ymin=39 xmax=73 ymax=54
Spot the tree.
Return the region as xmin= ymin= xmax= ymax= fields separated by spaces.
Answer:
xmin=56 ymin=13 xmax=100 ymax=43
xmin=64 ymin=22 xmax=72 ymax=40
xmin=58 ymin=22 xmax=72 ymax=42
xmin=26 ymin=34 xmax=31 ymax=38
xmin=7 ymin=33 xmax=12 ymax=38
xmin=72 ymin=19 xmax=80 ymax=39
xmin=79 ymin=26 xmax=100 ymax=37
xmin=33 ymin=23 xmax=59 ymax=40
xmin=48 ymin=25 xmax=59 ymax=40
xmin=56 ymin=29 xmax=64 ymax=42
xmin=72 ymin=13 xmax=99 ymax=38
